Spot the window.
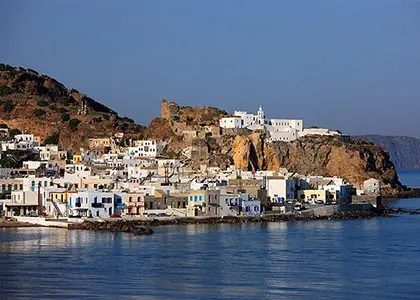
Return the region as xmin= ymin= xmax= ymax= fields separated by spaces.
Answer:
xmin=194 ymin=196 xmax=198 ymax=202
xmin=129 ymin=196 xmax=132 ymax=202
xmin=137 ymin=197 xmax=141 ymax=203
xmin=199 ymin=196 xmax=202 ymax=201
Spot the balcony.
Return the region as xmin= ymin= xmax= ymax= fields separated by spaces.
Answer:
xmin=91 ymin=203 xmax=103 ymax=208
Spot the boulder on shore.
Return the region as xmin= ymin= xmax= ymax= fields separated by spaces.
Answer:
xmin=68 ymin=220 xmax=153 ymax=235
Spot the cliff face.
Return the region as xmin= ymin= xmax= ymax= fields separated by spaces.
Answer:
xmin=0 ymin=64 xmax=145 ymax=150
xmin=229 ymin=133 xmax=401 ymax=190
xmin=356 ymin=135 xmax=420 ymax=170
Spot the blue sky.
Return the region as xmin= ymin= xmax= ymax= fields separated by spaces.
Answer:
xmin=1 ymin=0 xmax=420 ymax=136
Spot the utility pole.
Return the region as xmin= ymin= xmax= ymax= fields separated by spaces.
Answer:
xmin=37 ymin=182 xmax=43 ymax=216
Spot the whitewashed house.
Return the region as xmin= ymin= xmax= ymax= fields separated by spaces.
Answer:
xmin=128 ymin=140 xmax=164 ymax=158
xmin=219 ymin=106 xmax=303 ymax=142
xmin=68 ymin=191 xmax=124 ymax=218
xmin=363 ymin=178 xmax=381 ymax=195
xmin=266 ymin=177 xmax=296 ymax=202
xmin=219 ymin=193 xmax=261 ymax=217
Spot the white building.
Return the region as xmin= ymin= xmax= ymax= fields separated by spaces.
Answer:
xmin=4 ymin=190 xmax=40 ymax=217
xmin=219 ymin=106 xmax=303 ymax=142
xmin=219 ymin=117 xmax=243 ymax=129
xmin=363 ymin=178 xmax=381 ymax=196
xmin=219 ymin=193 xmax=261 ymax=217
xmin=266 ymin=177 xmax=296 ymax=202
xmin=300 ymin=128 xmax=342 ymax=137
xmin=68 ymin=190 xmax=124 ymax=218
xmin=129 ymin=140 xmax=164 ymax=158
xmin=37 ymin=145 xmax=67 ymax=161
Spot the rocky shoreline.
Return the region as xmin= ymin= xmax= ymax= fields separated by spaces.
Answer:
xmin=68 ymin=221 xmax=153 ymax=235
xmin=68 ymin=208 xmax=411 ymax=235
xmin=0 ymin=220 xmax=39 ymax=228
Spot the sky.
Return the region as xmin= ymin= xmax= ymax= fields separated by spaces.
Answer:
xmin=1 ymin=0 xmax=420 ymax=137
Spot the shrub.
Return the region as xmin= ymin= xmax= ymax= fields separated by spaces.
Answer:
xmin=68 ymin=118 xmax=81 ymax=131
xmin=0 ymin=86 xmax=14 ymax=96
xmin=61 ymin=113 xmax=70 ymax=122
xmin=9 ymin=128 xmax=21 ymax=137
xmin=33 ymin=109 xmax=46 ymax=117
xmin=2 ymin=100 xmax=15 ymax=113
xmin=27 ymin=68 xmax=39 ymax=75
xmin=58 ymin=107 xmax=68 ymax=113
xmin=44 ymin=132 xmax=59 ymax=145
xmin=36 ymin=99 xmax=48 ymax=107
xmin=50 ymin=105 xmax=57 ymax=111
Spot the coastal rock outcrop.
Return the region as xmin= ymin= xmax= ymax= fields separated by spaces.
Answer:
xmin=68 ymin=220 xmax=153 ymax=235
xmin=229 ymin=133 xmax=401 ymax=191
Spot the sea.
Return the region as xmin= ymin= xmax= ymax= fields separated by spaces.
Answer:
xmin=0 ymin=171 xmax=420 ymax=300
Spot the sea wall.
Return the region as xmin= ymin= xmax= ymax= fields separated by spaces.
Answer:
xmin=14 ymin=217 xmax=69 ymax=228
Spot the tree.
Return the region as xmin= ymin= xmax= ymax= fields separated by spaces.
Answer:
xmin=36 ymin=99 xmax=48 ymax=107
xmin=68 ymin=118 xmax=81 ymax=132
xmin=33 ymin=109 xmax=46 ymax=117
xmin=0 ymin=86 xmax=14 ymax=96
xmin=61 ymin=113 xmax=70 ymax=122
xmin=9 ymin=128 xmax=22 ymax=137
xmin=1 ymin=100 xmax=15 ymax=113
xmin=44 ymin=132 xmax=59 ymax=145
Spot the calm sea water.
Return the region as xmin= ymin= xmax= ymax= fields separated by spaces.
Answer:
xmin=1 ymin=175 xmax=420 ymax=299
xmin=398 ymin=169 xmax=420 ymax=188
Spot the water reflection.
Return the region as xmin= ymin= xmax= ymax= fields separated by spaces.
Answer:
xmin=0 ymin=228 xmax=119 ymax=253
xmin=1 ymin=203 xmax=420 ymax=300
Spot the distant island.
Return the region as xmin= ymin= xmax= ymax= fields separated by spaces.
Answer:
xmin=356 ymin=135 xmax=420 ymax=170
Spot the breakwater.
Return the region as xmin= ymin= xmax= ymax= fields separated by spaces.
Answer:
xmin=69 ymin=221 xmax=153 ymax=235
xmin=68 ymin=209 xmax=396 ymax=235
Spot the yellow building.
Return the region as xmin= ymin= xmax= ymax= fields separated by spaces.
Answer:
xmin=79 ymin=178 xmax=114 ymax=190
xmin=298 ymin=190 xmax=338 ymax=203
xmin=49 ymin=190 xmax=68 ymax=203
xmin=72 ymin=154 xmax=82 ymax=164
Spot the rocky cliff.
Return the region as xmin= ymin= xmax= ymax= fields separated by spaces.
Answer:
xmin=227 ymin=133 xmax=400 ymax=190
xmin=0 ymin=64 xmax=145 ymax=150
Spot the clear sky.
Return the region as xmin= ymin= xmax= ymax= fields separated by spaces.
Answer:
xmin=1 ymin=0 xmax=420 ymax=137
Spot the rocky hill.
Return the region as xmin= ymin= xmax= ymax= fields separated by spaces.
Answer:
xmin=356 ymin=135 xmax=420 ymax=170
xmin=0 ymin=64 xmax=403 ymax=193
xmin=147 ymin=100 xmax=402 ymax=193
xmin=0 ymin=64 xmax=145 ymax=150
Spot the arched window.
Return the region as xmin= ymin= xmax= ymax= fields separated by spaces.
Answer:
xmin=129 ymin=197 xmax=132 ymax=202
